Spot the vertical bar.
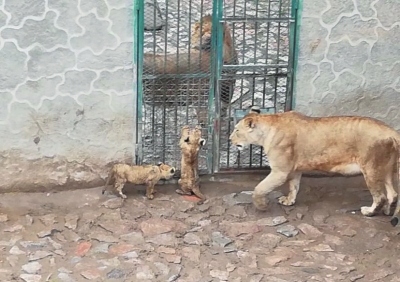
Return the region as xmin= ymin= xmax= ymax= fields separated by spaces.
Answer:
xmin=133 ymin=0 xmax=144 ymax=164
xmin=286 ymin=0 xmax=301 ymax=111
xmin=208 ymin=0 xmax=223 ymax=173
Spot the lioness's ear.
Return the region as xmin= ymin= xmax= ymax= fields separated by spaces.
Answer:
xmin=170 ymin=168 xmax=175 ymax=174
xmin=245 ymin=117 xmax=255 ymax=128
xmin=184 ymin=136 xmax=190 ymax=143
xmin=249 ymin=106 xmax=261 ymax=114
xmin=199 ymin=138 xmax=206 ymax=146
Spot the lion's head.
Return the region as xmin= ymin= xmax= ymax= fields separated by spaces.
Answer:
xmin=157 ymin=162 xmax=176 ymax=180
xmin=229 ymin=106 xmax=264 ymax=151
xmin=192 ymin=15 xmax=213 ymax=51
xmin=180 ymin=125 xmax=206 ymax=153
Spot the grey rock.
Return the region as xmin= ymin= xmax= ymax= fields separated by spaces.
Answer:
xmin=321 ymin=0 xmax=354 ymax=25
xmin=120 ymin=232 xmax=145 ymax=243
xmin=4 ymin=224 xmax=23 ymax=233
xmin=64 ymin=214 xmax=79 ymax=230
xmin=58 ymin=272 xmax=77 ymax=282
xmin=28 ymin=251 xmax=52 ymax=261
xmin=2 ymin=11 xmax=67 ymax=49
xmin=330 ymin=15 xmax=377 ymax=42
xmin=146 ymin=233 xmax=178 ymax=247
xmin=297 ymin=223 xmax=323 ymax=238
xmin=9 ymin=246 xmax=25 ymax=255
xmin=154 ymin=262 xmax=170 ymax=276
xmin=371 ymin=26 xmax=400 ymax=66
xmin=211 ymin=231 xmax=232 ymax=247
xmin=101 ymin=198 xmax=125 ymax=209
xmin=136 ymin=265 xmax=155 ymax=280
xmin=277 ymin=225 xmax=298 ymax=237
xmin=69 ymin=256 xmax=82 ymax=264
xmin=168 ymin=274 xmax=181 ymax=282
xmin=260 ymin=233 xmax=282 ymax=249
xmin=107 ymin=269 xmax=125 ymax=279
xmin=257 ymin=216 xmax=288 ymax=227
xmin=375 ymin=0 xmax=400 ymax=28
xmin=37 ymin=229 xmax=59 ymax=238
xmin=22 ymin=261 xmax=42 ymax=274
xmin=327 ymin=40 xmax=369 ymax=74
xmin=223 ymin=191 xmax=253 ymax=206
xmin=91 ymin=233 xmax=119 ymax=243
xmin=227 ymin=205 xmax=247 ymax=218
xmin=7 ymin=255 xmax=19 ymax=267
xmin=20 ymin=241 xmax=48 ymax=249
xmin=93 ymin=243 xmax=110 ymax=254
xmin=19 ymin=274 xmax=42 ymax=282
xmin=183 ymin=233 xmax=203 ymax=245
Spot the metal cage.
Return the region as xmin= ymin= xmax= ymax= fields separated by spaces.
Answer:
xmin=133 ymin=0 xmax=298 ymax=175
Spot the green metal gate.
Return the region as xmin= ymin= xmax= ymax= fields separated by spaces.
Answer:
xmin=133 ymin=0 xmax=299 ymax=175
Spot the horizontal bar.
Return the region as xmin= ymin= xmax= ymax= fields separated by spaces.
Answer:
xmin=221 ymin=17 xmax=293 ymax=23
xmin=220 ymin=73 xmax=288 ymax=79
xmin=143 ymin=74 xmax=210 ymax=79
xmin=223 ymin=64 xmax=289 ymax=69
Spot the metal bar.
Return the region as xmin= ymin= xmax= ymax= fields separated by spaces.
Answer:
xmin=286 ymin=0 xmax=301 ymax=111
xmin=143 ymin=74 xmax=210 ymax=79
xmin=221 ymin=17 xmax=293 ymax=22
xmin=223 ymin=63 xmax=288 ymax=69
xmin=132 ymin=0 xmax=144 ymax=165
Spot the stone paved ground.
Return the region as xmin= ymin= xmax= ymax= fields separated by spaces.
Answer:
xmin=1 ymin=175 xmax=400 ymax=282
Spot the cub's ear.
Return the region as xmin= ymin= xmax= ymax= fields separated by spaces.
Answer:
xmin=249 ymin=106 xmax=261 ymax=114
xmin=170 ymin=167 xmax=175 ymax=174
xmin=199 ymin=138 xmax=206 ymax=146
xmin=244 ymin=117 xmax=255 ymax=128
xmin=184 ymin=136 xmax=190 ymax=143
xmin=157 ymin=162 xmax=163 ymax=166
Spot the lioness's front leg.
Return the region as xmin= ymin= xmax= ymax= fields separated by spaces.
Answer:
xmin=253 ymin=171 xmax=289 ymax=210
xmin=278 ymin=172 xmax=302 ymax=206
xmin=146 ymin=183 xmax=156 ymax=200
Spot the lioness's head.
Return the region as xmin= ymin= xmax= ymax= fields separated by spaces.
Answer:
xmin=229 ymin=106 xmax=263 ymax=151
xmin=157 ymin=162 xmax=176 ymax=180
xmin=180 ymin=125 xmax=206 ymax=152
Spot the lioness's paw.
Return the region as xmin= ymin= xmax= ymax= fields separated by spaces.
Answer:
xmin=278 ymin=196 xmax=295 ymax=206
xmin=253 ymin=196 xmax=269 ymax=211
xmin=146 ymin=194 xmax=155 ymax=200
xmin=383 ymin=204 xmax=393 ymax=216
xmin=119 ymin=194 xmax=127 ymax=199
xmin=361 ymin=206 xmax=375 ymax=217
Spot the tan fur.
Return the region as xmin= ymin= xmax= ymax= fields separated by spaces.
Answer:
xmin=102 ymin=163 xmax=175 ymax=200
xmin=229 ymin=107 xmax=400 ymax=217
xmin=176 ymin=125 xmax=207 ymax=204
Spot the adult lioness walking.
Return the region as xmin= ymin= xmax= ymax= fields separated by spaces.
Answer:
xmin=229 ymin=106 xmax=400 ymax=218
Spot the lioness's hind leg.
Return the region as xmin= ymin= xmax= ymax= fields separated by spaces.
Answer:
xmin=383 ymin=169 xmax=398 ymax=216
xmin=253 ymin=171 xmax=289 ymax=211
xmin=361 ymin=170 xmax=387 ymax=217
xmin=192 ymin=185 xmax=206 ymax=205
xmin=278 ymin=172 xmax=302 ymax=206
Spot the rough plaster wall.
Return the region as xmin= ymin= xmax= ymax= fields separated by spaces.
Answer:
xmin=294 ymin=0 xmax=400 ymax=130
xmin=0 ymin=0 xmax=135 ymax=192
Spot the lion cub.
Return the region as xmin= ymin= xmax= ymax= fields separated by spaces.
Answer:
xmin=102 ymin=162 xmax=176 ymax=199
xmin=176 ymin=125 xmax=207 ymax=203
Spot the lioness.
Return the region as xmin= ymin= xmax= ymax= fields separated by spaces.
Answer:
xmin=229 ymin=106 xmax=400 ymax=218
xmin=102 ymin=162 xmax=176 ymax=199
xmin=176 ymin=125 xmax=207 ymax=203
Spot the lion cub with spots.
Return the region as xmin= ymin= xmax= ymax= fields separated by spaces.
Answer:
xmin=176 ymin=125 xmax=207 ymax=203
xmin=102 ymin=163 xmax=176 ymax=199
xmin=230 ymin=106 xmax=400 ymax=218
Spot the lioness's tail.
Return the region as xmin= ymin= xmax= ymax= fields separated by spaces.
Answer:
xmin=390 ymin=138 xmax=400 ymax=227
xmin=102 ymin=166 xmax=115 ymax=195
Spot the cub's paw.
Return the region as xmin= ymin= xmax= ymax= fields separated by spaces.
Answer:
xmin=146 ymin=194 xmax=155 ymax=200
xmin=253 ymin=194 xmax=269 ymax=211
xmin=278 ymin=196 xmax=295 ymax=206
xmin=360 ymin=206 xmax=375 ymax=217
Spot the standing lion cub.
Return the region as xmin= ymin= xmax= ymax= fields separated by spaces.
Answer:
xmin=102 ymin=162 xmax=176 ymax=199
xmin=176 ymin=125 xmax=207 ymax=203
xmin=229 ymin=106 xmax=400 ymax=219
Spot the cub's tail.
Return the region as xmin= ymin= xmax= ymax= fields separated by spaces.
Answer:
xmin=102 ymin=166 xmax=115 ymax=195
xmin=390 ymin=138 xmax=400 ymax=227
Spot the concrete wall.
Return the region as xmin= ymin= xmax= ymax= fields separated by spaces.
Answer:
xmin=0 ymin=0 xmax=135 ymax=192
xmin=294 ymin=0 xmax=400 ymax=130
